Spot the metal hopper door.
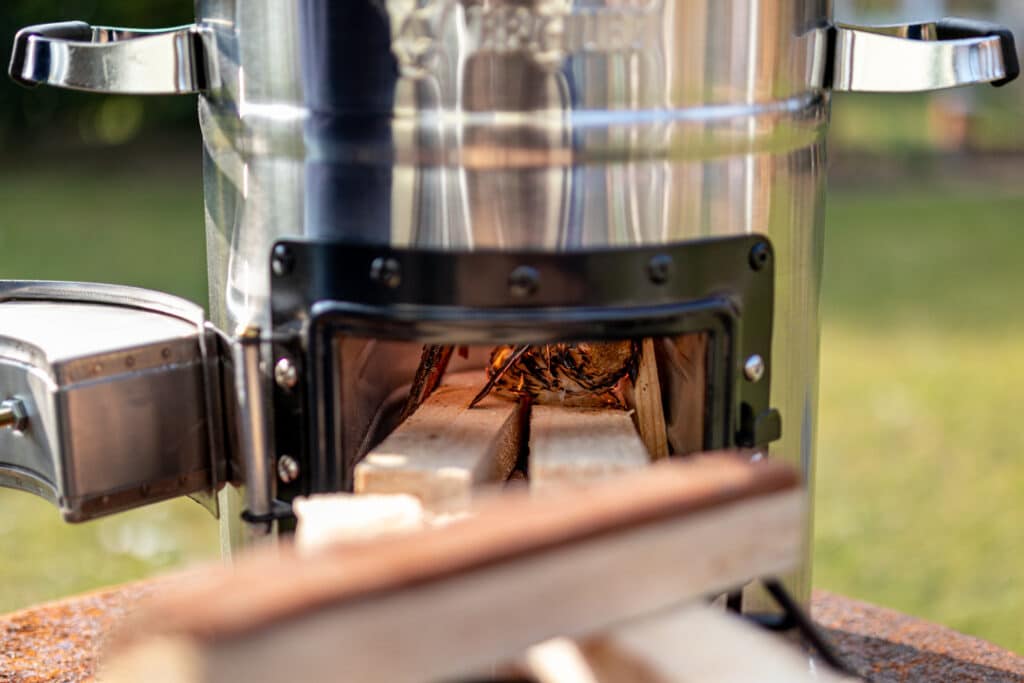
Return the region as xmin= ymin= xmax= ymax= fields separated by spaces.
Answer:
xmin=0 ymin=282 xmax=229 ymax=522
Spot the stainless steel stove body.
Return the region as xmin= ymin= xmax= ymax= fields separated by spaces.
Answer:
xmin=5 ymin=0 xmax=1018 ymax=601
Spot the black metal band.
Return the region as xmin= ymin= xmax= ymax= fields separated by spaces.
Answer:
xmin=269 ymin=235 xmax=780 ymax=496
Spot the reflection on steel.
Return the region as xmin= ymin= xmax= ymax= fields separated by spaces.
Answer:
xmin=9 ymin=21 xmax=212 ymax=94
xmin=7 ymin=0 xmax=1020 ymax=602
xmin=234 ymin=327 xmax=275 ymax=539
xmin=833 ymin=22 xmax=1012 ymax=92
xmin=0 ymin=282 xmax=218 ymax=522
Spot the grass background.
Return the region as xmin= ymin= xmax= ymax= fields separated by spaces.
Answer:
xmin=0 ymin=102 xmax=1022 ymax=653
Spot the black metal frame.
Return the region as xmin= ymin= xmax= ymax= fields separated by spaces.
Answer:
xmin=269 ymin=235 xmax=780 ymax=501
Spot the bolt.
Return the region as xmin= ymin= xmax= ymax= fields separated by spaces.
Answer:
xmin=274 ymin=357 xmax=298 ymax=390
xmin=647 ymin=253 xmax=673 ymax=285
xmin=509 ymin=265 xmax=540 ymax=297
xmin=744 ymin=354 xmax=766 ymax=383
xmin=277 ymin=455 xmax=300 ymax=484
xmin=370 ymin=256 xmax=402 ymax=289
xmin=749 ymin=242 xmax=771 ymax=271
xmin=0 ymin=399 xmax=28 ymax=432
xmin=272 ymin=244 xmax=295 ymax=277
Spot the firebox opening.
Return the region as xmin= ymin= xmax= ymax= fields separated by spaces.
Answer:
xmin=332 ymin=332 xmax=710 ymax=490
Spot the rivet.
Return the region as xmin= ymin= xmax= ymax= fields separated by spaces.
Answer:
xmin=509 ymin=265 xmax=540 ymax=297
xmin=744 ymin=354 xmax=766 ymax=383
xmin=274 ymin=357 xmax=299 ymax=390
xmin=370 ymin=256 xmax=402 ymax=289
xmin=647 ymin=254 xmax=673 ymax=285
xmin=277 ymin=455 xmax=300 ymax=484
xmin=272 ymin=244 xmax=295 ymax=277
xmin=749 ymin=242 xmax=771 ymax=271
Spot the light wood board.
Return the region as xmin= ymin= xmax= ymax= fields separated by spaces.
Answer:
xmin=354 ymin=371 xmax=524 ymax=513
xmin=102 ymin=457 xmax=802 ymax=683
xmin=632 ymin=338 xmax=669 ymax=461
xmin=530 ymin=404 xmax=650 ymax=492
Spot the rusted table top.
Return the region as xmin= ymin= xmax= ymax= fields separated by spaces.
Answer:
xmin=1 ymin=583 xmax=1020 ymax=682
xmin=814 ymin=590 xmax=1024 ymax=682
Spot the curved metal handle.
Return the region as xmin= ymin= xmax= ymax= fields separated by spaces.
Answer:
xmin=9 ymin=21 xmax=212 ymax=94
xmin=832 ymin=18 xmax=1019 ymax=92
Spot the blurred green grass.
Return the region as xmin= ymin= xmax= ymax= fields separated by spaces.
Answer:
xmin=0 ymin=160 xmax=1021 ymax=654
xmin=816 ymin=186 xmax=1024 ymax=654
xmin=0 ymin=161 xmax=220 ymax=612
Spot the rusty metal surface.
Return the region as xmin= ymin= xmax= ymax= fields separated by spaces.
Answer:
xmin=0 ymin=581 xmax=161 ymax=683
xmin=813 ymin=589 xmax=1024 ymax=682
xmin=1 ymin=582 xmax=1021 ymax=682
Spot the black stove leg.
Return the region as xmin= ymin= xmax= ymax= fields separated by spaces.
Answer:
xmin=743 ymin=578 xmax=860 ymax=680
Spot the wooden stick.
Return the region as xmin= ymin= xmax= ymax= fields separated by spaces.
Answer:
xmin=632 ymin=338 xmax=669 ymax=461
xmin=354 ymin=371 xmax=524 ymax=514
xmin=575 ymin=606 xmax=857 ymax=682
xmin=659 ymin=333 xmax=707 ymax=455
xmin=292 ymin=494 xmax=424 ymax=554
xmin=530 ymin=404 xmax=650 ymax=493
xmin=102 ymin=457 xmax=802 ymax=683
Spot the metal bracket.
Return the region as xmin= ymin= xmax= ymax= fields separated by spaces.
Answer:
xmin=269 ymin=235 xmax=781 ymax=498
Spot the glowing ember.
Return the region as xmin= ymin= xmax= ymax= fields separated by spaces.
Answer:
xmin=482 ymin=341 xmax=639 ymax=407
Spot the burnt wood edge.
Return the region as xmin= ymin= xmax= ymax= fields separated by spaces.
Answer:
xmin=110 ymin=453 xmax=799 ymax=647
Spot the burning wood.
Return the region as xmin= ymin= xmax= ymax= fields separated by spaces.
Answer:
xmin=471 ymin=341 xmax=640 ymax=408
xmin=401 ymin=337 xmax=671 ymax=468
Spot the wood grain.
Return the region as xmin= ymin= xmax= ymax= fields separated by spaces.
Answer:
xmin=354 ymin=371 xmax=524 ymax=513
xmin=658 ymin=333 xmax=707 ymax=455
xmin=578 ymin=606 xmax=856 ymax=682
xmin=529 ymin=404 xmax=650 ymax=492
xmin=632 ymin=338 xmax=669 ymax=461
xmin=103 ymin=456 xmax=802 ymax=683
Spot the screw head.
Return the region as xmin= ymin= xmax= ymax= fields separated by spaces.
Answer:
xmin=744 ymin=354 xmax=766 ymax=383
xmin=277 ymin=455 xmax=300 ymax=484
xmin=272 ymin=244 xmax=295 ymax=277
xmin=0 ymin=398 xmax=28 ymax=432
xmin=509 ymin=265 xmax=540 ymax=298
xmin=274 ymin=357 xmax=298 ymax=390
xmin=370 ymin=256 xmax=402 ymax=289
xmin=647 ymin=253 xmax=673 ymax=285
xmin=749 ymin=242 xmax=771 ymax=271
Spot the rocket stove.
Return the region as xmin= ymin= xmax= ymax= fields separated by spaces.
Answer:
xmin=1 ymin=0 xmax=1018 ymax=631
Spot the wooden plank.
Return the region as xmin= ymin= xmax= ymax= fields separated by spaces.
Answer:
xmin=632 ymin=338 xmax=669 ymax=461
xmin=354 ymin=371 xmax=524 ymax=514
xmin=659 ymin=333 xmax=707 ymax=455
xmin=530 ymin=404 xmax=650 ymax=492
xmin=575 ymin=606 xmax=857 ymax=683
xmin=292 ymin=494 xmax=424 ymax=554
xmin=102 ymin=457 xmax=802 ymax=683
